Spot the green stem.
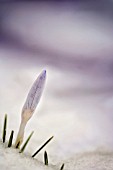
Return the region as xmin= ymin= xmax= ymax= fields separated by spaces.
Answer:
xmin=32 ymin=136 xmax=54 ymax=158
xmin=19 ymin=131 xmax=34 ymax=153
xmin=44 ymin=151 xmax=48 ymax=165
xmin=8 ymin=130 xmax=14 ymax=147
xmin=60 ymin=163 xmax=65 ymax=170
xmin=2 ymin=114 xmax=7 ymax=143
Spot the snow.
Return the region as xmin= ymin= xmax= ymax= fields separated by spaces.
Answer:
xmin=65 ymin=151 xmax=113 ymax=170
xmin=0 ymin=141 xmax=56 ymax=170
xmin=0 ymin=142 xmax=113 ymax=170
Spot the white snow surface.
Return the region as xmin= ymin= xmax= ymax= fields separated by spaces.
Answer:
xmin=0 ymin=141 xmax=56 ymax=170
xmin=0 ymin=142 xmax=113 ymax=170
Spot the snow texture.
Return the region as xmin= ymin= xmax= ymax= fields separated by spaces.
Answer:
xmin=0 ymin=142 xmax=113 ymax=170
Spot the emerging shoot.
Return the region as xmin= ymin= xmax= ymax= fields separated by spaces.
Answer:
xmin=60 ymin=163 xmax=65 ymax=170
xmin=15 ymin=70 xmax=46 ymax=148
xmin=19 ymin=131 xmax=34 ymax=153
xmin=44 ymin=151 xmax=48 ymax=165
xmin=8 ymin=130 xmax=14 ymax=147
xmin=32 ymin=136 xmax=54 ymax=158
xmin=2 ymin=114 xmax=7 ymax=143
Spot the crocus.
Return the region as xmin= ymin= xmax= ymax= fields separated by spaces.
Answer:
xmin=15 ymin=70 xmax=46 ymax=148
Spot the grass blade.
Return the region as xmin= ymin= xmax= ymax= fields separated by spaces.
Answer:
xmin=19 ymin=131 xmax=34 ymax=153
xmin=8 ymin=130 xmax=14 ymax=147
xmin=44 ymin=151 xmax=48 ymax=165
xmin=60 ymin=163 xmax=65 ymax=170
xmin=15 ymin=141 xmax=20 ymax=149
xmin=2 ymin=114 xmax=7 ymax=143
xmin=32 ymin=136 xmax=54 ymax=158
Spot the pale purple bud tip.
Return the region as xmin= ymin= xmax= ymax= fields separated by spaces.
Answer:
xmin=42 ymin=70 xmax=46 ymax=76
xmin=44 ymin=70 xmax=46 ymax=74
xmin=40 ymin=70 xmax=46 ymax=79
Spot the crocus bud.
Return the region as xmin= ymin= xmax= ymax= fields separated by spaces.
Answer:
xmin=15 ymin=70 xmax=46 ymax=148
